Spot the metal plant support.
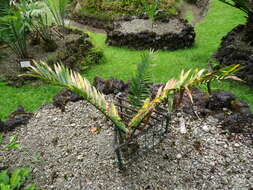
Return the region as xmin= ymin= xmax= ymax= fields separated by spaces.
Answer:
xmin=114 ymin=95 xmax=170 ymax=168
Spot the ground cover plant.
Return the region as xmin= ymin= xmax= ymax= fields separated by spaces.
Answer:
xmin=0 ymin=0 xmax=253 ymax=120
xmin=74 ymin=0 xmax=180 ymax=20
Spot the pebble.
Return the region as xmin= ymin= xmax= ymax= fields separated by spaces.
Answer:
xmin=179 ymin=117 xmax=187 ymax=134
xmin=202 ymin=124 xmax=209 ymax=132
xmin=176 ymin=153 xmax=182 ymax=159
xmin=234 ymin=143 xmax=240 ymax=147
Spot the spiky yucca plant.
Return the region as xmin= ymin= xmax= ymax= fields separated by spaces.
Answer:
xmin=25 ymin=54 xmax=240 ymax=138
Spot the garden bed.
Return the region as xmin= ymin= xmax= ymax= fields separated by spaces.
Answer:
xmin=0 ymin=27 xmax=103 ymax=87
xmin=0 ymin=98 xmax=252 ymax=189
xmin=215 ymin=24 xmax=253 ymax=87
xmin=70 ymin=0 xmax=180 ymax=31
xmin=106 ymin=17 xmax=195 ymax=50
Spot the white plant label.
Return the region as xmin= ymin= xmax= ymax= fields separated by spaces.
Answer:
xmin=20 ymin=60 xmax=31 ymax=68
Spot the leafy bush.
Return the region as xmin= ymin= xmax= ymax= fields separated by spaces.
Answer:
xmin=0 ymin=0 xmax=41 ymax=59
xmin=0 ymin=169 xmax=36 ymax=190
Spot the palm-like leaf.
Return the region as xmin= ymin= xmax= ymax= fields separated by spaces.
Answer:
xmin=44 ymin=0 xmax=69 ymax=27
xmin=25 ymin=59 xmax=241 ymax=139
xmin=0 ymin=10 xmax=29 ymax=58
xmin=128 ymin=64 xmax=241 ymax=128
xmin=128 ymin=51 xmax=153 ymax=109
xmin=26 ymin=61 xmax=129 ymax=134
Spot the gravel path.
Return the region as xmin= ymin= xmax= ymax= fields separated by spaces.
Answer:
xmin=1 ymin=99 xmax=252 ymax=190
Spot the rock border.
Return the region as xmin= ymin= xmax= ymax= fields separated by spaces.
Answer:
xmin=106 ymin=17 xmax=195 ymax=50
xmin=215 ymin=24 xmax=253 ymax=87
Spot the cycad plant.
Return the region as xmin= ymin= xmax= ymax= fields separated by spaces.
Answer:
xmin=31 ymin=13 xmax=58 ymax=52
xmin=44 ymin=0 xmax=69 ymax=27
xmin=0 ymin=0 xmax=41 ymax=59
xmin=128 ymin=51 xmax=153 ymax=109
xmin=219 ymin=0 xmax=253 ymax=41
xmin=0 ymin=10 xmax=29 ymax=59
xmin=25 ymin=53 xmax=240 ymax=138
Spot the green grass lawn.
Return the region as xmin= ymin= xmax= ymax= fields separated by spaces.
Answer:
xmin=1 ymin=0 xmax=253 ymax=119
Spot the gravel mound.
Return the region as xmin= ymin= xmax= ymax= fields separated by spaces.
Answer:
xmin=1 ymin=99 xmax=252 ymax=189
xmin=106 ymin=18 xmax=195 ymax=50
xmin=117 ymin=19 xmax=185 ymax=35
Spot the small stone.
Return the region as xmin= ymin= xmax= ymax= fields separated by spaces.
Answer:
xmin=176 ymin=112 xmax=182 ymax=117
xmin=176 ymin=154 xmax=182 ymax=159
xmin=77 ymin=155 xmax=84 ymax=161
xmin=234 ymin=143 xmax=240 ymax=147
xmin=202 ymin=124 xmax=209 ymax=132
xmin=179 ymin=118 xmax=187 ymax=134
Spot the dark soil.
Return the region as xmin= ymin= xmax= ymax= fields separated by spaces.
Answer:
xmin=0 ymin=27 xmax=99 ymax=87
xmin=66 ymin=19 xmax=106 ymax=34
xmin=215 ymin=24 xmax=253 ymax=87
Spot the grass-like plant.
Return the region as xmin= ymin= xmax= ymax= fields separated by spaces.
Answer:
xmin=24 ymin=53 xmax=241 ymax=138
xmin=44 ymin=0 xmax=69 ymax=27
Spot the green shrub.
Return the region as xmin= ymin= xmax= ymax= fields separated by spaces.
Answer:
xmin=80 ymin=47 xmax=106 ymax=71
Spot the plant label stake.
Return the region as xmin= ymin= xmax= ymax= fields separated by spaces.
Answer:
xmin=20 ymin=60 xmax=31 ymax=68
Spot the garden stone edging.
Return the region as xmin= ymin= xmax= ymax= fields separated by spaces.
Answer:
xmin=0 ymin=105 xmax=33 ymax=133
xmin=92 ymin=76 xmax=253 ymax=134
xmin=106 ymin=17 xmax=195 ymax=50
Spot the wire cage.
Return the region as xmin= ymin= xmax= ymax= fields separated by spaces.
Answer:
xmin=114 ymin=94 xmax=171 ymax=168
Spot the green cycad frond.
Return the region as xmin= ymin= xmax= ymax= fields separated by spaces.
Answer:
xmin=129 ymin=64 xmax=241 ymax=128
xmin=26 ymin=61 xmax=129 ymax=134
xmin=128 ymin=51 xmax=154 ymax=109
xmin=129 ymin=78 xmax=177 ymax=128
